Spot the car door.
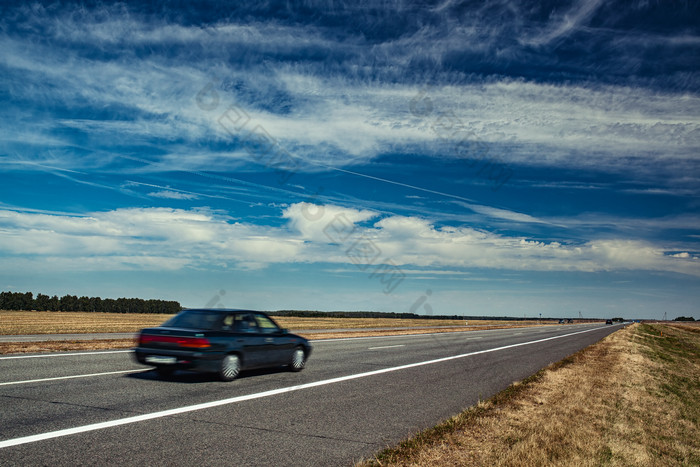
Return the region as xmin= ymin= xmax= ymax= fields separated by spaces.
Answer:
xmin=225 ymin=312 xmax=267 ymax=368
xmin=252 ymin=313 xmax=292 ymax=365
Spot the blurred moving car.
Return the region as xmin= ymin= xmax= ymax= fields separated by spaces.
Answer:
xmin=134 ymin=309 xmax=312 ymax=381
xmin=605 ymin=319 xmax=613 ymax=325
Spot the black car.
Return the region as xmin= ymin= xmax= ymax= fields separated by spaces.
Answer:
xmin=134 ymin=309 xmax=312 ymax=381
xmin=605 ymin=319 xmax=613 ymax=325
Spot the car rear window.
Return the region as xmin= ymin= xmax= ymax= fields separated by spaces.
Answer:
xmin=162 ymin=310 xmax=222 ymax=330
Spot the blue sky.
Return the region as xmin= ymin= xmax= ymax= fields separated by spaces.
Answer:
xmin=1 ymin=1 xmax=699 ymax=319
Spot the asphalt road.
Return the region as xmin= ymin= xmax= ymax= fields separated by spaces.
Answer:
xmin=0 ymin=323 xmax=623 ymax=466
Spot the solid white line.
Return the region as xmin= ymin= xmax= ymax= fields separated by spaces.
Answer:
xmin=0 ymin=370 xmax=135 ymax=387
xmin=0 ymin=325 xmax=611 ymax=449
xmin=368 ymin=345 xmax=406 ymax=350
xmin=0 ymin=350 xmax=131 ymax=360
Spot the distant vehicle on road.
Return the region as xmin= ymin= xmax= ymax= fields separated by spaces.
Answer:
xmin=134 ymin=309 xmax=312 ymax=381
xmin=605 ymin=319 xmax=613 ymax=325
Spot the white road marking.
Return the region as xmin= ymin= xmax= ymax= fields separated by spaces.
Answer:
xmin=0 ymin=326 xmax=610 ymax=449
xmin=0 ymin=350 xmax=131 ymax=360
xmin=368 ymin=344 xmax=405 ymax=350
xmin=0 ymin=370 xmax=135 ymax=387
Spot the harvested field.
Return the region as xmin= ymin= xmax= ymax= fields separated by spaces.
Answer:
xmin=0 ymin=310 xmax=174 ymax=335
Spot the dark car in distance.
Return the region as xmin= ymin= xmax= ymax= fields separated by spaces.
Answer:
xmin=134 ymin=309 xmax=312 ymax=381
xmin=605 ymin=319 xmax=613 ymax=325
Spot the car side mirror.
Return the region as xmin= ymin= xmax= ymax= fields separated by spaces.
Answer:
xmin=280 ymin=328 xmax=289 ymax=334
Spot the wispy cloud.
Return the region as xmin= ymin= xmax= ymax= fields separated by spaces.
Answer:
xmin=1 ymin=1 xmax=698 ymax=189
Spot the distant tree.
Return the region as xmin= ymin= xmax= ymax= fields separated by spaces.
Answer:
xmin=16 ymin=292 xmax=34 ymax=310
xmin=0 ymin=291 xmax=13 ymax=310
xmin=674 ymin=316 xmax=696 ymax=322
xmin=48 ymin=295 xmax=60 ymax=311
xmin=90 ymin=296 xmax=102 ymax=313
xmin=34 ymin=293 xmax=50 ymax=311
xmin=77 ymin=296 xmax=92 ymax=312
xmin=102 ymin=298 xmax=115 ymax=313
xmin=59 ymin=295 xmax=78 ymax=311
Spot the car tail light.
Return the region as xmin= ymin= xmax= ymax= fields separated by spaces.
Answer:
xmin=178 ymin=337 xmax=211 ymax=348
xmin=139 ymin=335 xmax=211 ymax=348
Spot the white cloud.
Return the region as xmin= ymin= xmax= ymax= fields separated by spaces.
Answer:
xmin=0 ymin=207 xmax=301 ymax=271
xmin=1 ymin=204 xmax=699 ymax=278
xmin=282 ymin=202 xmax=378 ymax=243
xmin=148 ymin=190 xmax=198 ymax=200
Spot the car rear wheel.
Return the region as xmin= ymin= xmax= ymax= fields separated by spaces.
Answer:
xmin=219 ymin=354 xmax=240 ymax=381
xmin=289 ymin=346 xmax=306 ymax=372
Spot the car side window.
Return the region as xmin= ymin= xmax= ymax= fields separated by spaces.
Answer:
xmin=221 ymin=314 xmax=235 ymax=331
xmin=233 ymin=313 xmax=257 ymax=333
xmin=254 ymin=314 xmax=280 ymax=334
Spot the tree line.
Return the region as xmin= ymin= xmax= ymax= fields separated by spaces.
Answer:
xmin=0 ymin=291 xmax=182 ymax=314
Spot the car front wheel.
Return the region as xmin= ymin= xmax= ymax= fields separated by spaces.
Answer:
xmin=289 ymin=347 xmax=306 ymax=372
xmin=218 ymin=354 xmax=241 ymax=381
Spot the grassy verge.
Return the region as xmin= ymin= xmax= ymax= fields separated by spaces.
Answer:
xmin=359 ymin=323 xmax=699 ymax=466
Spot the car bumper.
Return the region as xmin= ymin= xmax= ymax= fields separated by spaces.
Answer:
xmin=133 ymin=347 xmax=224 ymax=373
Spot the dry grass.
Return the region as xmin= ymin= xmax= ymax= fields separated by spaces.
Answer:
xmin=666 ymin=322 xmax=700 ymax=334
xmin=361 ymin=323 xmax=700 ymax=466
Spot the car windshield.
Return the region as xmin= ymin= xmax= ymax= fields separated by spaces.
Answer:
xmin=162 ymin=310 xmax=221 ymax=330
